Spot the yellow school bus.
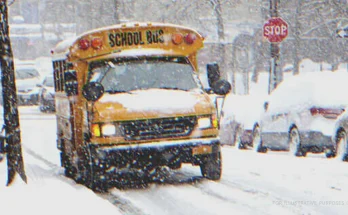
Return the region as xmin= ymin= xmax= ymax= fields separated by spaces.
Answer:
xmin=51 ymin=22 xmax=231 ymax=191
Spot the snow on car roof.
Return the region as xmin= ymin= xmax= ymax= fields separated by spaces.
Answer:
xmin=268 ymin=70 xmax=348 ymax=113
xmin=221 ymin=93 xmax=266 ymax=127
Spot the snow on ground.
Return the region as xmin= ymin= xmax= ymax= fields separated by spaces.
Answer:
xmin=0 ymin=107 xmax=122 ymax=215
xmin=1 ymin=106 xmax=348 ymax=215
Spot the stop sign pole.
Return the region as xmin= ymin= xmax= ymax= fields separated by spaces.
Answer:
xmin=263 ymin=0 xmax=288 ymax=94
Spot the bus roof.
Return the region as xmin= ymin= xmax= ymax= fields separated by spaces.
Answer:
xmin=52 ymin=22 xmax=205 ymax=61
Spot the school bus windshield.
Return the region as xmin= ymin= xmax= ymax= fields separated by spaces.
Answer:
xmin=88 ymin=56 xmax=203 ymax=93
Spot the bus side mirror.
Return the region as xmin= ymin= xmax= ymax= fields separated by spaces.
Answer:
xmin=82 ymin=82 xmax=104 ymax=102
xmin=212 ymin=79 xmax=231 ymax=95
xmin=207 ymin=62 xmax=221 ymax=88
xmin=64 ymin=70 xmax=78 ymax=96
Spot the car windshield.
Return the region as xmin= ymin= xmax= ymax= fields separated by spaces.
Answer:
xmin=15 ymin=68 xmax=40 ymax=80
xmin=88 ymin=57 xmax=203 ymax=93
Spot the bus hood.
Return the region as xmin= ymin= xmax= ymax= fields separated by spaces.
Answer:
xmin=93 ymin=89 xmax=214 ymax=121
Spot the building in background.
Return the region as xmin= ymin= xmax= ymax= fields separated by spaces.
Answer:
xmin=8 ymin=0 xmax=118 ymax=60
xmin=7 ymin=0 xmax=348 ymax=94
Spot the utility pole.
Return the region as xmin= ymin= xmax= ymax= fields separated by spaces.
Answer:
xmin=292 ymin=0 xmax=302 ymax=75
xmin=268 ymin=0 xmax=281 ymax=94
xmin=210 ymin=0 xmax=227 ymax=80
xmin=0 ymin=0 xmax=27 ymax=186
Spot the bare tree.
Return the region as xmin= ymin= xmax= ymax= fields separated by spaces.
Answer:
xmin=281 ymin=0 xmax=348 ymax=73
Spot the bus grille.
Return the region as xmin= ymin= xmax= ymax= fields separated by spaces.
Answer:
xmin=121 ymin=116 xmax=196 ymax=140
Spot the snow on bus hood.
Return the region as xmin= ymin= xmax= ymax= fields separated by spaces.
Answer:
xmin=93 ymin=89 xmax=213 ymax=121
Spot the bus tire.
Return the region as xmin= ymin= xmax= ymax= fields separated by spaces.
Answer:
xmin=84 ymin=165 xmax=108 ymax=192
xmin=200 ymin=152 xmax=222 ymax=181
xmin=60 ymin=150 xmax=74 ymax=178
xmin=81 ymin=156 xmax=108 ymax=193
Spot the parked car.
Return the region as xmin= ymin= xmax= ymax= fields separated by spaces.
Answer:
xmin=15 ymin=65 xmax=41 ymax=105
xmin=220 ymin=94 xmax=265 ymax=149
xmin=252 ymin=71 xmax=348 ymax=157
xmin=331 ymin=108 xmax=348 ymax=162
xmin=38 ymin=75 xmax=55 ymax=112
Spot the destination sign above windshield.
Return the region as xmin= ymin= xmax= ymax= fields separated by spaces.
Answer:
xmin=108 ymin=29 xmax=164 ymax=47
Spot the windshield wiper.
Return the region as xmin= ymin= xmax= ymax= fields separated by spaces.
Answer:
xmin=157 ymin=87 xmax=189 ymax=91
xmin=106 ymin=90 xmax=133 ymax=94
xmin=97 ymin=61 xmax=116 ymax=83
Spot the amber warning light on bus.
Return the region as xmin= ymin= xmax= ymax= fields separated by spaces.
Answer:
xmin=184 ymin=33 xmax=196 ymax=44
xmin=171 ymin=33 xmax=196 ymax=45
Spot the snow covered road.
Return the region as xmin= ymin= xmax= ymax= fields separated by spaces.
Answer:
xmin=2 ymin=106 xmax=348 ymax=215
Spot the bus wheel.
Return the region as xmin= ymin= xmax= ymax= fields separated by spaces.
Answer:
xmin=60 ymin=150 xmax=74 ymax=178
xmin=200 ymin=152 xmax=222 ymax=181
xmin=79 ymin=156 xmax=108 ymax=193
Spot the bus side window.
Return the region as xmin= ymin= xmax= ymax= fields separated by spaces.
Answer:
xmin=64 ymin=70 xmax=78 ymax=96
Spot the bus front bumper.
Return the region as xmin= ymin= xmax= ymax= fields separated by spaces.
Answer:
xmin=89 ymin=137 xmax=221 ymax=170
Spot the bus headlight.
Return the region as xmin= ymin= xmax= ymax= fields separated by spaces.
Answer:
xmin=92 ymin=123 xmax=122 ymax=137
xmin=197 ymin=117 xmax=211 ymax=129
xmin=101 ymin=123 xmax=116 ymax=136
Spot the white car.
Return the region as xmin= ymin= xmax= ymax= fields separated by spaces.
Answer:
xmin=220 ymin=94 xmax=265 ymax=149
xmin=252 ymin=70 xmax=348 ymax=157
xmin=332 ymin=108 xmax=348 ymax=162
xmin=0 ymin=64 xmax=41 ymax=106
xmin=15 ymin=65 xmax=41 ymax=105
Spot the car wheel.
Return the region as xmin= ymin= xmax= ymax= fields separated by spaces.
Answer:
xmin=288 ymin=127 xmax=306 ymax=157
xmin=39 ymin=104 xmax=46 ymax=112
xmin=335 ymin=130 xmax=348 ymax=162
xmin=252 ymin=124 xmax=267 ymax=153
xmin=200 ymin=152 xmax=222 ymax=181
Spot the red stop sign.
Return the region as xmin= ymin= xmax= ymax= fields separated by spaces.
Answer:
xmin=263 ymin=17 xmax=289 ymax=43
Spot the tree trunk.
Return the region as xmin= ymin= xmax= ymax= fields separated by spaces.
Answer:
xmin=75 ymin=0 xmax=93 ymax=34
xmin=292 ymin=0 xmax=302 ymax=75
xmin=211 ymin=0 xmax=226 ymax=79
xmin=0 ymin=0 xmax=27 ymax=186
xmin=214 ymin=0 xmax=224 ymax=42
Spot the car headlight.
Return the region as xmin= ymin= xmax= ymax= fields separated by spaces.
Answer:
xmin=197 ymin=117 xmax=212 ymax=129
